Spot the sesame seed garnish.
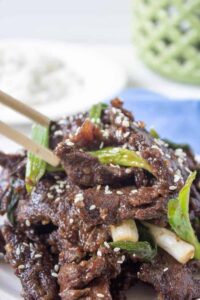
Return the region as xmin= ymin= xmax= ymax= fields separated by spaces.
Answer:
xmin=35 ymin=254 xmax=42 ymax=258
xmin=163 ymin=267 xmax=169 ymax=272
xmin=104 ymin=241 xmax=110 ymax=249
xmin=51 ymin=271 xmax=58 ymax=278
xmin=69 ymin=218 xmax=74 ymax=224
xmin=97 ymin=294 xmax=105 ymax=298
xmin=113 ymin=247 xmax=120 ymax=252
xmin=54 ymin=130 xmax=63 ymax=137
xmin=131 ymin=189 xmax=137 ymax=194
xmin=96 ymin=185 xmax=101 ymax=191
xmin=125 ymin=168 xmax=132 ymax=174
xmin=124 ymin=132 xmax=130 ymax=138
xmin=47 ymin=193 xmax=54 ymax=200
xmin=55 ymin=197 xmax=61 ymax=203
xmin=25 ymin=220 xmax=31 ymax=227
xmin=174 ymin=174 xmax=180 ymax=183
xmin=65 ymin=139 xmax=74 ymax=146
xmin=16 ymin=246 xmax=21 ymax=256
xmin=122 ymin=119 xmax=130 ymax=127
xmin=169 ymin=185 xmax=177 ymax=191
xmin=105 ymin=185 xmax=112 ymax=195
xmin=97 ymin=250 xmax=102 ymax=257
xmin=74 ymin=193 xmax=84 ymax=203
xmin=99 ymin=142 xmax=104 ymax=149
xmin=116 ymin=190 xmax=123 ymax=195
xmin=89 ymin=205 xmax=96 ymax=210
xmin=54 ymin=264 xmax=59 ymax=272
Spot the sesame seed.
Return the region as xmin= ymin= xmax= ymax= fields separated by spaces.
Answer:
xmin=113 ymin=247 xmax=120 ymax=252
xmin=163 ymin=267 xmax=169 ymax=272
xmin=169 ymin=185 xmax=177 ymax=191
xmin=25 ymin=220 xmax=31 ymax=227
xmin=47 ymin=193 xmax=54 ymax=200
xmin=105 ymin=185 xmax=112 ymax=195
xmin=54 ymin=264 xmax=59 ymax=272
xmin=104 ymin=242 xmax=110 ymax=249
xmin=122 ymin=119 xmax=130 ymax=127
xmin=89 ymin=205 xmax=96 ymax=210
xmin=131 ymin=189 xmax=137 ymax=194
xmin=65 ymin=139 xmax=74 ymax=146
xmin=51 ymin=271 xmax=58 ymax=278
xmin=54 ymin=130 xmax=63 ymax=137
xmin=16 ymin=246 xmax=21 ymax=256
xmin=55 ymin=197 xmax=61 ymax=203
xmin=185 ymin=167 xmax=191 ymax=173
xmin=97 ymin=294 xmax=105 ymax=298
xmin=99 ymin=142 xmax=104 ymax=149
xmin=97 ymin=250 xmax=102 ymax=257
xmin=124 ymin=132 xmax=130 ymax=138
xmin=74 ymin=193 xmax=84 ymax=203
xmin=174 ymin=174 xmax=180 ymax=183
xmin=35 ymin=254 xmax=42 ymax=258
xmin=69 ymin=218 xmax=74 ymax=224
xmin=96 ymin=185 xmax=101 ymax=191
xmin=116 ymin=190 xmax=123 ymax=195
xmin=125 ymin=168 xmax=132 ymax=174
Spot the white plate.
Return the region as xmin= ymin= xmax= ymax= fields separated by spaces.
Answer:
xmin=0 ymin=39 xmax=127 ymax=125
xmin=0 ymin=263 xmax=156 ymax=300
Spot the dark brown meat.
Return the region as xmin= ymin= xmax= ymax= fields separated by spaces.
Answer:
xmin=2 ymin=225 xmax=59 ymax=300
xmin=139 ymin=250 xmax=200 ymax=300
xmin=58 ymin=254 xmax=120 ymax=300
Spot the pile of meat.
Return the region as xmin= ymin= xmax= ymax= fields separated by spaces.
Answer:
xmin=1 ymin=99 xmax=200 ymax=300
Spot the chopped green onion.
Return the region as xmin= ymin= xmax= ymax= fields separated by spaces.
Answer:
xmin=89 ymin=103 xmax=108 ymax=125
xmin=110 ymin=240 xmax=156 ymax=262
xmin=168 ymin=171 xmax=200 ymax=259
xmin=143 ymin=222 xmax=195 ymax=264
xmin=150 ymin=128 xmax=160 ymax=139
xmin=7 ymin=186 xmax=19 ymax=224
xmin=110 ymin=219 xmax=139 ymax=243
xmin=89 ymin=147 xmax=152 ymax=173
xmin=25 ymin=124 xmax=49 ymax=193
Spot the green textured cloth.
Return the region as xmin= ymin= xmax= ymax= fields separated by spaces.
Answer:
xmin=133 ymin=0 xmax=200 ymax=85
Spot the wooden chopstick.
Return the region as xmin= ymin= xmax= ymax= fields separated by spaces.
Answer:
xmin=0 ymin=90 xmax=50 ymax=127
xmin=0 ymin=121 xmax=60 ymax=167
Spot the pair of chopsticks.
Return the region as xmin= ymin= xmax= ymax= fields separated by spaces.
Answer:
xmin=0 ymin=90 xmax=60 ymax=167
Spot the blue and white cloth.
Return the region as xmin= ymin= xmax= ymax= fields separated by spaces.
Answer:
xmin=116 ymin=89 xmax=200 ymax=154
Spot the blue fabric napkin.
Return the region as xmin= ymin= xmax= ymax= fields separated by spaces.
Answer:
xmin=115 ymin=88 xmax=200 ymax=154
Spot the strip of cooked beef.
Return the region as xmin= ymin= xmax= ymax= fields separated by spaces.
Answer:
xmin=58 ymin=253 xmax=121 ymax=300
xmin=2 ymin=225 xmax=59 ymax=300
xmin=0 ymin=151 xmax=26 ymax=177
xmin=138 ymin=250 xmax=200 ymax=300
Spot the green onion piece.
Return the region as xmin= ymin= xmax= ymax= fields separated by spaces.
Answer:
xmin=150 ymin=128 xmax=160 ymax=139
xmin=110 ymin=240 xmax=156 ymax=261
xmin=89 ymin=147 xmax=152 ymax=173
xmin=89 ymin=103 xmax=108 ymax=125
xmin=7 ymin=187 xmax=19 ymax=224
xmin=46 ymin=164 xmax=64 ymax=172
xmin=25 ymin=124 xmax=49 ymax=193
xmin=168 ymin=171 xmax=200 ymax=259
xmin=164 ymin=139 xmax=190 ymax=152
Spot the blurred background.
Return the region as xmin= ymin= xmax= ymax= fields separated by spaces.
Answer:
xmin=0 ymin=0 xmax=200 ymax=152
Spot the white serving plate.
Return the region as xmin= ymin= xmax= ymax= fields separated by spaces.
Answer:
xmin=0 ymin=39 xmax=127 ymax=125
